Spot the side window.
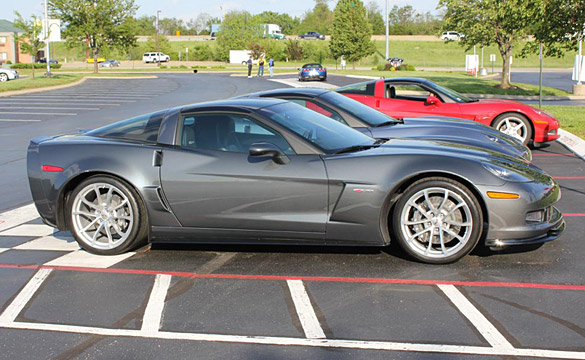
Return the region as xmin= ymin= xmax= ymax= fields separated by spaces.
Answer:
xmin=387 ymin=84 xmax=434 ymax=101
xmin=288 ymin=99 xmax=347 ymax=125
xmin=179 ymin=113 xmax=294 ymax=154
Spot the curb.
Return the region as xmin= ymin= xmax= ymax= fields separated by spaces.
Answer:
xmin=338 ymin=75 xmax=585 ymax=101
xmin=557 ymin=129 xmax=585 ymax=161
xmin=0 ymin=75 xmax=158 ymax=98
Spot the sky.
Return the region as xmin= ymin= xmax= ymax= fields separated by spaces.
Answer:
xmin=5 ymin=0 xmax=441 ymax=23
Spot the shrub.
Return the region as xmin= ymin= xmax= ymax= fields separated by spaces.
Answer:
xmin=11 ymin=63 xmax=62 ymax=69
xmin=398 ymin=64 xmax=416 ymax=71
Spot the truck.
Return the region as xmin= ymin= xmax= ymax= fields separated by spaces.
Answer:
xmin=229 ymin=50 xmax=253 ymax=65
xmin=298 ymin=31 xmax=326 ymax=40
xmin=263 ymin=24 xmax=285 ymax=40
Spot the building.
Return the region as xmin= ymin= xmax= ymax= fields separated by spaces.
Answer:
xmin=0 ymin=19 xmax=33 ymax=64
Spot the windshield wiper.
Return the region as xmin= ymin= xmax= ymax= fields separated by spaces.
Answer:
xmin=334 ymin=144 xmax=380 ymax=154
xmin=373 ymin=121 xmax=399 ymax=127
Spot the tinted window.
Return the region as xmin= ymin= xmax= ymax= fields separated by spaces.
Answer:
xmin=179 ymin=113 xmax=294 ymax=154
xmin=335 ymin=81 xmax=376 ymax=96
xmin=318 ymin=91 xmax=398 ymax=127
xmin=258 ymin=102 xmax=374 ymax=154
xmin=302 ymin=63 xmax=322 ymax=69
xmin=287 ymin=99 xmax=347 ymax=125
xmin=87 ymin=111 xmax=164 ymax=143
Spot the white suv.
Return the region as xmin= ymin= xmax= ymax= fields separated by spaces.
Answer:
xmin=142 ymin=52 xmax=170 ymax=63
xmin=440 ymin=32 xmax=463 ymax=41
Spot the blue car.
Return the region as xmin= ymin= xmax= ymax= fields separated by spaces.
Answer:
xmin=298 ymin=63 xmax=327 ymax=82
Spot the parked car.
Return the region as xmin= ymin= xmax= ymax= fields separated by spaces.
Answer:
xmin=298 ymin=31 xmax=326 ymax=40
xmin=99 ymin=59 xmax=121 ymax=68
xmin=0 ymin=67 xmax=18 ymax=82
xmin=143 ymin=52 xmax=170 ymax=63
xmin=440 ymin=31 xmax=463 ymax=41
xmin=38 ymin=58 xmax=58 ymax=64
xmin=298 ymin=63 xmax=327 ymax=81
xmin=336 ymin=78 xmax=560 ymax=146
xmin=27 ymin=98 xmax=564 ymax=264
xmin=86 ymin=57 xmax=106 ymax=63
xmin=238 ymin=88 xmax=532 ymax=161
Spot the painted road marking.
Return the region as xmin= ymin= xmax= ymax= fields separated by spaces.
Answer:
xmin=0 ymin=99 xmax=137 ymax=103
xmin=0 ymin=248 xmax=8 ymax=254
xmin=1 ymin=106 xmax=100 ymax=110
xmin=0 ymin=204 xmax=40 ymax=232
xmin=553 ymin=176 xmax=585 ymax=179
xmin=0 ymin=102 xmax=120 ymax=106
xmin=0 ymin=119 xmax=42 ymax=122
xmin=287 ymin=280 xmax=326 ymax=339
xmin=438 ymin=284 xmax=513 ymax=349
xmin=14 ymin=234 xmax=80 ymax=251
xmin=0 ymin=268 xmax=53 ymax=325
xmin=0 ymin=224 xmax=55 ymax=237
xmin=0 ymin=111 xmax=77 ymax=116
xmin=43 ymin=250 xmax=135 ymax=268
xmin=533 ymin=153 xmax=576 ymax=157
xmin=563 ymin=213 xmax=585 ymax=217
xmin=141 ymin=274 xmax=172 ymax=335
xmin=268 ymin=78 xmax=338 ymax=89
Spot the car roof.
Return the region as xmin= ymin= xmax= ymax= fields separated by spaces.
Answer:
xmin=302 ymin=63 xmax=323 ymax=67
xmin=383 ymin=77 xmax=433 ymax=85
xmin=179 ymin=98 xmax=290 ymax=114
xmin=238 ymin=88 xmax=330 ymax=99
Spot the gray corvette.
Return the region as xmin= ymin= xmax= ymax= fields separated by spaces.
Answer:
xmin=27 ymin=99 xmax=564 ymax=264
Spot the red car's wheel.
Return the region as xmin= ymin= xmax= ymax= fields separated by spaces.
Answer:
xmin=492 ymin=113 xmax=532 ymax=145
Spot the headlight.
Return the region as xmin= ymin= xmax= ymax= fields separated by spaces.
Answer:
xmin=481 ymin=162 xmax=533 ymax=182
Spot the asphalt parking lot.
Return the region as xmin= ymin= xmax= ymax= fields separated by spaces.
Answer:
xmin=0 ymin=74 xmax=584 ymax=359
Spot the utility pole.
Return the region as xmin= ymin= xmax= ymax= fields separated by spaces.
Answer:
xmin=385 ymin=0 xmax=389 ymax=61
xmin=44 ymin=0 xmax=51 ymax=77
xmin=156 ymin=10 xmax=161 ymax=67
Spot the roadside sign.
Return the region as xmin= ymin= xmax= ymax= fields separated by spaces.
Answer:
xmin=489 ymin=54 xmax=496 ymax=62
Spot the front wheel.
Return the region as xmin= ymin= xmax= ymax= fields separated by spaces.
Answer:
xmin=492 ymin=113 xmax=532 ymax=145
xmin=392 ymin=177 xmax=483 ymax=264
xmin=0 ymin=73 xmax=8 ymax=82
xmin=67 ymin=175 xmax=148 ymax=255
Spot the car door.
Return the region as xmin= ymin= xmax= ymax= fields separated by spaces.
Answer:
xmin=378 ymin=82 xmax=463 ymax=118
xmin=160 ymin=112 xmax=329 ymax=234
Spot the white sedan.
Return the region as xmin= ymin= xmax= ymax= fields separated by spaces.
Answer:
xmin=0 ymin=67 xmax=19 ymax=82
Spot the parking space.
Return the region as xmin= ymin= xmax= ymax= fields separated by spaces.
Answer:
xmin=0 ymin=74 xmax=584 ymax=358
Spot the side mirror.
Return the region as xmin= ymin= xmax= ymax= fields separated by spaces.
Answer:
xmin=249 ymin=142 xmax=290 ymax=165
xmin=425 ymin=95 xmax=440 ymax=105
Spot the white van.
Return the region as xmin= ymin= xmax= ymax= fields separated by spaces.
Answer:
xmin=143 ymin=52 xmax=170 ymax=63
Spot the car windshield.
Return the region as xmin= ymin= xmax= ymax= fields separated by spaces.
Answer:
xmin=303 ymin=64 xmax=322 ymax=69
xmin=258 ymin=102 xmax=375 ymax=154
xmin=318 ymin=91 xmax=399 ymax=126
xmin=425 ymin=81 xmax=474 ymax=103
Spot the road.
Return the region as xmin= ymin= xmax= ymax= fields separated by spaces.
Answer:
xmin=0 ymin=73 xmax=583 ymax=359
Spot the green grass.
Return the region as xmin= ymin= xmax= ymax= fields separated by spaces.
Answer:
xmin=329 ymin=70 xmax=570 ymax=96
xmin=0 ymin=73 xmax=83 ymax=92
xmin=542 ymin=106 xmax=585 ymax=140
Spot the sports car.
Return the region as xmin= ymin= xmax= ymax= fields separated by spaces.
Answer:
xmin=298 ymin=63 xmax=327 ymax=81
xmin=336 ymin=78 xmax=561 ymax=146
xmin=27 ymin=99 xmax=564 ymax=264
xmin=238 ymin=88 xmax=532 ymax=161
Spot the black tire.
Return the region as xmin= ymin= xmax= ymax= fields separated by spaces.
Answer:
xmin=492 ymin=112 xmax=532 ymax=145
xmin=0 ymin=73 xmax=8 ymax=82
xmin=391 ymin=177 xmax=483 ymax=264
xmin=67 ymin=175 xmax=148 ymax=255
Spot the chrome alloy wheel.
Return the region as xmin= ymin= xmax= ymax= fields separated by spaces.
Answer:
xmin=399 ymin=187 xmax=473 ymax=260
xmin=71 ymin=182 xmax=134 ymax=250
xmin=496 ymin=116 xmax=529 ymax=143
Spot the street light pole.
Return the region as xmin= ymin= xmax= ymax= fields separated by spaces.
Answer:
xmin=385 ymin=0 xmax=389 ymax=61
xmin=44 ymin=0 xmax=51 ymax=76
xmin=156 ymin=10 xmax=161 ymax=67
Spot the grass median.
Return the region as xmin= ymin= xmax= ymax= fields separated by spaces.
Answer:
xmin=541 ymin=106 xmax=585 ymax=140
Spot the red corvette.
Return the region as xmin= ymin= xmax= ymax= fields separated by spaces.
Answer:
xmin=336 ymin=77 xmax=560 ymax=146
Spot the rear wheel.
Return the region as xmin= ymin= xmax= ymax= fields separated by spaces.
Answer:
xmin=493 ymin=113 xmax=532 ymax=145
xmin=0 ymin=73 xmax=8 ymax=82
xmin=67 ymin=175 xmax=148 ymax=255
xmin=392 ymin=177 xmax=483 ymax=264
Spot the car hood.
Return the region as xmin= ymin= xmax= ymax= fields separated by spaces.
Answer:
xmin=474 ymin=98 xmax=526 ymax=106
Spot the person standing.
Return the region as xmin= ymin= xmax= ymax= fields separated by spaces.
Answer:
xmin=247 ymin=57 xmax=253 ymax=78
xmin=268 ymin=57 xmax=275 ymax=77
xmin=257 ymin=56 xmax=265 ymax=77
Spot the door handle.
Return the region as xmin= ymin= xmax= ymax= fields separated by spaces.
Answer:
xmin=152 ymin=150 xmax=163 ymax=167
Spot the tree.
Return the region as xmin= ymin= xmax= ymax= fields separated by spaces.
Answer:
xmin=298 ymin=0 xmax=333 ymax=35
xmin=285 ymin=39 xmax=304 ymax=60
xmin=13 ymin=12 xmax=45 ymax=78
xmin=133 ymin=15 xmax=155 ymax=36
xmin=439 ymin=0 xmax=540 ymax=88
xmin=523 ymin=0 xmax=585 ymax=58
xmin=50 ymin=0 xmax=138 ymax=73
xmin=187 ymin=13 xmax=212 ymax=35
xmin=216 ymin=10 xmax=263 ymax=61
xmin=365 ymin=2 xmax=385 ymax=35
xmin=330 ymin=0 xmax=375 ymax=69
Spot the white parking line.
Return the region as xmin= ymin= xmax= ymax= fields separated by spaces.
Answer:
xmin=14 ymin=234 xmax=80 ymax=251
xmin=0 ymin=112 xmax=76 ymax=116
xmin=44 ymin=250 xmax=135 ymax=268
xmin=0 ymin=268 xmax=53 ymax=325
xmin=0 ymin=224 xmax=56 ymax=237
xmin=438 ymin=284 xmax=514 ymax=349
xmin=141 ymin=274 xmax=172 ymax=335
xmin=2 ymin=107 xmax=100 ymax=110
xmin=0 ymin=248 xmax=8 ymax=254
xmin=0 ymin=204 xmax=41 ymax=232
xmin=0 ymin=102 xmax=120 ymax=106
xmin=287 ymin=280 xmax=326 ymax=339
xmin=0 ymin=119 xmax=42 ymax=122
xmin=0 ymin=99 xmax=136 ymax=103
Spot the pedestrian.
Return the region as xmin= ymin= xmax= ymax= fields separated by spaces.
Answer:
xmin=257 ymin=56 xmax=265 ymax=77
xmin=340 ymin=56 xmax=346 ymax=70
xmin=247 ymin=56 xmax=253 ymax=78
xmin=268 ymin=57 xmax=274 ymax=77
